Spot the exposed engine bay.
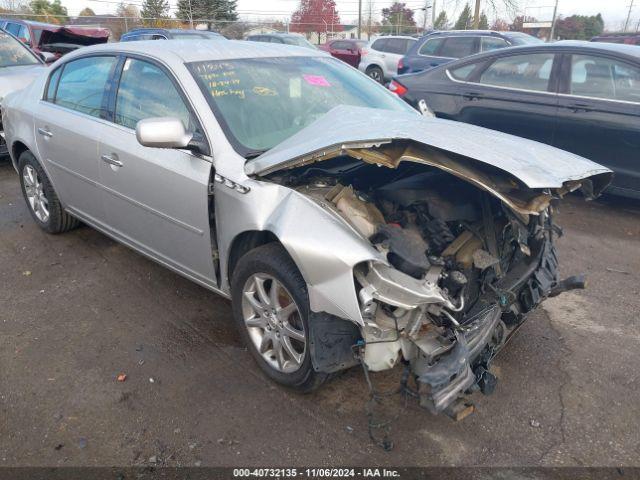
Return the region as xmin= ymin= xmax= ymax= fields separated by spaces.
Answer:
xmin=269 ymin=145 xmax=587 ymax=416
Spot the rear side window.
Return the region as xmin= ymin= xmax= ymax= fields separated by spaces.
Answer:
xmin=481 ymin=37 xmax=508 ymax=52
xmin=54 ymin=56 xmax=117 ymax=117
xmin=332 ymin=41 xmax=351 ymax=50
xmin=115 ymin=57 xmax=193 ymax=130
xmin=44 ymin=66 xmax=63 ymax=101
xmin=449 ymin=63 xmax=477 ymax=81
xmin=439 ymin=37 xmax=476 ymax=58
xmin=419 ymin=37 xmax=443 ymax=55
xmin=570 ymin=54 xmax=640 ymax=103
xmin=479 ymin=53 xmax=554 ymax=92
xmin=5 ymin=22 xmax=21 ymax=36
xmin=371 ymin=38 xmax=388 ymax=52
xmin=386 ymin=38 xmax=409 ymax=55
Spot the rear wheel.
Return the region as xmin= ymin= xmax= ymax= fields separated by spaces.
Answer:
xmin=231 ymin=243 xmax=328 ymax=392
xmin=18 ymin=150 xmax=79 ymax=234
xmin=366 ymin=65 xmax=384 ymax=83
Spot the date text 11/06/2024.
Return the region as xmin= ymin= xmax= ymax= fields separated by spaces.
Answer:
xmin=233 ymin=468 xmax=401 ymax=478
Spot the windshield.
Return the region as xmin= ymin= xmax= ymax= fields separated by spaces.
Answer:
xmin=0 ymin=32 xmax=40 ymax=67
xmin=505 ymin=33 xmax=543 ymax=45
xmin=282 ymin=36 xmax=317 ymax=49
xmin=190 ymin=56 xmax=413 ymax=156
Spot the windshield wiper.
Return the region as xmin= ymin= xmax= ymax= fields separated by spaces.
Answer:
xmin=244 ymin=149 xmax=267 ymax=160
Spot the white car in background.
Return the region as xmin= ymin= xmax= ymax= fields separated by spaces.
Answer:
xmin=358 ymin=35 xmax=417 ymax=83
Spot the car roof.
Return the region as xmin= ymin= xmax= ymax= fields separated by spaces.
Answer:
xmin=424 ymin=30 xmax=509 ymax=37
xmin=435 ymin=40 xmax=640 ymax=67
xmin=553 ymin=39 xmax=640 ymax=57
xmin=371 ymin=35 xmax=416 ymax=40
xmin=63 ymin=39 xmax=327 ymax=63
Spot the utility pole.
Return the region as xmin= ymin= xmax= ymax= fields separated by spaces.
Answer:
xmin=624 ymin=0 xmax=635 ymax=32
xmin=188 ymin=0 xmax=194 ymax=29
xmin=549 ymin=0 xmax=559 ymax=42
xmin=357 ymin=0 xmax=362 ymax=39
xmin=473 ymin=0 xmax=481 ymax=29
xmin=422 ymin=0 xmax=428 ymax=32
xmin=432 ymin=0 xmax=436 ymax=27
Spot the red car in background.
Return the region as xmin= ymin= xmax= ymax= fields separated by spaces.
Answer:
xmin=319 ymin=39 xmax=367 ymax=67
xmin=0 ymin=19 xmax=109 ymax=58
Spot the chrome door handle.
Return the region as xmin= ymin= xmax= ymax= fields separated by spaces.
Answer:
xmin=101 ymin=153 xmax=123 ymax=167
xmin=37 ymin=127 xmax=53 ymax=138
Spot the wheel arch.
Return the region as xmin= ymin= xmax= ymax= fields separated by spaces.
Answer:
xmin=226 ymin=230 xmax=282 ymax=284
xmin=11 ymin=140 xmax=30 ymax=171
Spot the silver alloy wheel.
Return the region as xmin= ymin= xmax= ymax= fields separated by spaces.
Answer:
xmin=368 ymin=68 xmax=382 ymax=82
xmin=22 ymin=165 xmax=49 ymax=223
xmin=241 ymin=273 xmax=306 ymax=373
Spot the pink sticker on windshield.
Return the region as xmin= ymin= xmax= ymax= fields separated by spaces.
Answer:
xmin=303 ymin=74 xmax=331 ymax=87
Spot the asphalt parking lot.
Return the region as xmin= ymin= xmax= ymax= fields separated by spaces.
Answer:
xmin=1 ymin=158 xmax=639 ymax=467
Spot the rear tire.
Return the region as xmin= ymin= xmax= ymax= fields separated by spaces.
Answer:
xmin=18 ymin=150 xmax=79 ymax=234
xmin=231 ymin=242 xmax=329 ymax=392
xmin=366 ymin=65 xmax=384 ymax=84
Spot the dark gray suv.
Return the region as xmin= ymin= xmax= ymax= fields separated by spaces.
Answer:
xmin=398 ymin=30 xmax=541 ymax=75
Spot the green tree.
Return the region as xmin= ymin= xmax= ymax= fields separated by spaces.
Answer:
xmin=141 ymin=0 xmax=169 ymax=25
xmin=380 ymin=2 xmax=416 ymax=35
xmin=30 ymin=0 xmax=67 ymax=23
xmin=454 ymin=4 xmax=472 ymax=30
xmin=78 ymin=7 xmax=95 ymax=16
xmin=555 ymin=14 xmax=604 ymax=40
xmin=177 ymin=0 xmax=237 ymax=28
xmin=477 ymin=11 xmax=488 ymax=29
xmin=433 ymin=10 xmax=448 ymax=30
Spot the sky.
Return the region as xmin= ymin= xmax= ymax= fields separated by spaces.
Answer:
xmin=62 ymin=0 xmax=636 ymax=31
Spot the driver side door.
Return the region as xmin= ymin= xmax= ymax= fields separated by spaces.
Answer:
xmin=98 ymin=56 xmax=217 ymax=287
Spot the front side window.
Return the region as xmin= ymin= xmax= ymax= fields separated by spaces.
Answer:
xmin=0 ymin=31 xmax=39 ymax=67
xmin=190 ymin=56 xmax=413 ymax=155
xmin=479 ymin=53 xmax=554 ymax=92
xmin=481 ymin=37 xmax=508 ymax=52
xmin=570 ymin=54 xmax=640 ymax=103
xmin=54 ymin=56 xmax=116 ymax=117
xmin=439 ymin=37 xmax=476 ymax=58
xmin=115 ymin=57 xmax=193 ymax=130
xmin=419 ymin=37 xmax=443 ymax=55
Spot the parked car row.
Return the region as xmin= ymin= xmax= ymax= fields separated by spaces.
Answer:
xmin=0 ymin=30 xmax=47 ymax=155
xmin=389 ymin=41 xmax=640 ymax=198
xmin=0 ymin=39 xmax=611 ymax=416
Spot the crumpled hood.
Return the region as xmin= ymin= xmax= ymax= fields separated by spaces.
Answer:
xmin=38 ymin=27 xmax=110 ymax=51
xmin=245 ymin=105 xmax=612 ymax=195
xmin=0 ymin=64 xmax=44 ymax=100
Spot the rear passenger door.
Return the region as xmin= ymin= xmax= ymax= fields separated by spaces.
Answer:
xmin=98 ymin=56 xmax=216 ymax=286
xmin=554 ymin=52 xmax=640 ymax=194
xmin=452 ymin=51 xmax=560 ymax=145
xmin=33 ymin=55 xmax=118 ymax=225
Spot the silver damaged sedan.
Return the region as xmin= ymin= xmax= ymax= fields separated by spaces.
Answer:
xmin=2 ymin=40 xmax=612 ymax=415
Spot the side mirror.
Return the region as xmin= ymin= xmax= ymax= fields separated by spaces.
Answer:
xmin=39 ymin=52 xmax=56 ymax=64
xmin=136 ymin=117 xmax=193 ymax=149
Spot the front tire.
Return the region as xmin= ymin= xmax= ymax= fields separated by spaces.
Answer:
xmin=18 ymin=150 xmax=79 ymax=234
xmin=231 ymin=243 xmax=328 ymax=392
